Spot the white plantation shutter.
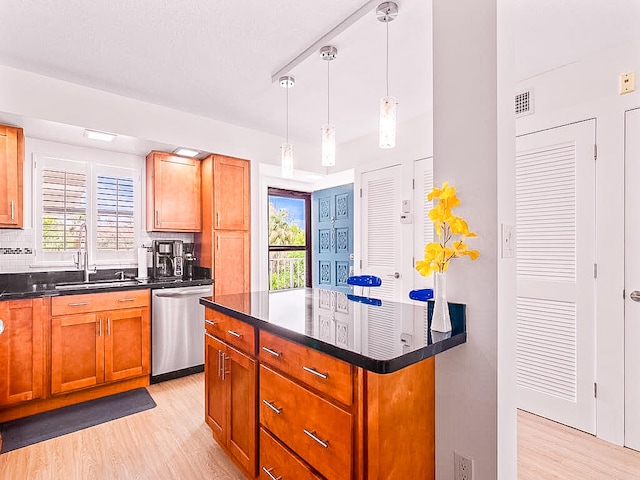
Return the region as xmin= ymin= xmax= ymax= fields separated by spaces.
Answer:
xmin=414 ymin=158 xmax=434 ymax=288
xmin=96 ymin=175 xmax=135 ymax=251
xmin=515 ymin=120 xmax=596 ymax=434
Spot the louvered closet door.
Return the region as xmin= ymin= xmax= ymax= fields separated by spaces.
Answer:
xmin=413 ymin=158 xmax=434 ymax=290
xmin=624 ymin=108 xmax=640 ymax=450
xmin=361 ymin=165 xmax=404 ymax=301
xmin=515 ymin=120 xmax=596 ymax=434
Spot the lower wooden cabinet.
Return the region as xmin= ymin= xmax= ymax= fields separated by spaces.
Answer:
xmin=205 ymin=332 xmax=257 ymax=477
xmin=51 ymin=291 xmax=150 ymax=395
xmin=0 ymin=298 xmax=45 ymax=407
xmin=259 ymin=428 xmax=322 ymax=480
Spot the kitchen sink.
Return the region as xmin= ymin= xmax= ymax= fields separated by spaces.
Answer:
xmin=54 ymin=279 xmax=140 ymax=291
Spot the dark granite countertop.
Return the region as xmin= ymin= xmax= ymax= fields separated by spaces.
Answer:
xmin=0 ymin=268 xmax=213 ymax=299
xmin=200 ymin=288 xmax=466 ymax=374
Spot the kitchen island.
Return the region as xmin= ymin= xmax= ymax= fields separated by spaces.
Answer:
xmin=200 ymin=288 xmax=466 ymax=480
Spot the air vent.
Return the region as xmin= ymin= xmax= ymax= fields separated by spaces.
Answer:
xmin=515 ymin=90 xmax=534 ymax=117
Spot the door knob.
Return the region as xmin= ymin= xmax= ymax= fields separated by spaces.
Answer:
xmin=387 ymin=272 xmax=400 ymax=279
xmin=630 ymin=291 xmax=640 ymax=302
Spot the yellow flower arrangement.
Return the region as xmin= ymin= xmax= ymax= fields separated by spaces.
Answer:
xmin=415 ymin=182 xmax=480 ymax=276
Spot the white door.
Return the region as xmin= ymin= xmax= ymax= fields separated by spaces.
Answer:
xmin=361 ymin=165 xmax=404 ymax=301
xmin=625 ymin=108 xmax=640 ymax=450
xmin=515 ymin=120 xmax=596 ymax=434
xmin=413 ymin=157 xmax=434 ymax=289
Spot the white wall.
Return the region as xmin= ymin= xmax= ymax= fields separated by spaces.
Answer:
xmin=516 ymin=40 xmax=640 ymax=446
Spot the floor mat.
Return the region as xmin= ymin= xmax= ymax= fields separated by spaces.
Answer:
xmin=0 ymin=388 xmax=156 ymax=453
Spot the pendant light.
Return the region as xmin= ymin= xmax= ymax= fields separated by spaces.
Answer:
xmin=279 ymin=75 xmax=295 ymax=178
xmin=320 ymin=45 xmax=338 ymax=167
xmin=377 ymin=2 xmax=398 ymax=149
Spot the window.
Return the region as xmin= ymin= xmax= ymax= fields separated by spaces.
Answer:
xmin=268 ymin=188 xmax=311 ymax=290
xmin=34 ymin=154 xmax=140 ymax=266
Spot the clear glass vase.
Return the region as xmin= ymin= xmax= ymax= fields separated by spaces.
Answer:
xmin=430 ymin=271 xmax=452 ymax=334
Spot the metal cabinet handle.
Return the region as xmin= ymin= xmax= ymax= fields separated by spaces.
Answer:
xmin=262 ymin=467 xmax=282 ymax=480
xmin=118 ymin=298 xmax=136 ymax=302
xmin=217 ymin=350 xmax=223 ymax=379
xmin=262 ymin=346 xmax=280 ymax=357
xmin=97 ymin=317 xmax=102 ymax=337
xmin=302 ymin=366 xmax=328 ymax=380
xmin=262 ymin=399 xmax=282 ymax=415
xmin=630 ymin=291 xmax=640 ymax=302
xmin=155 ymin=210 xmax=159 ymax=226
xmin=227 ymin=330 xmax=242 ymax=338
xmin=68 ymin=302 xmax=89 ymax=307
xmin=10 ymin=200 xmax=14 ymax=220
xmin=0 ymin=319 xmax=5 ymax=335
xmin=216 ymin=211 xmax=220 ymax=227
xmin=205 ymin=320 xmax=217 ymax=327
xmin=221 ymin=352 xmax=228 ymax=380
xmin=107 ymin=317 xmax=111 ymax=336
xmin=303 ymin=429 xmax=329 ymax=448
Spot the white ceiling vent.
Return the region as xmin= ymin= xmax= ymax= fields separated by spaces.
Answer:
xmin=515 ymin=90 xmax=534 ymax=117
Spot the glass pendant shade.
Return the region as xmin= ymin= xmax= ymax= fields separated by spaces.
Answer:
xmin=321 ymin=124 xmax=336 ymax=167
xmin=281 ymin=142 xmax=293 ymax=178
xmin=379 ymin=96 xmax=397 ymax=149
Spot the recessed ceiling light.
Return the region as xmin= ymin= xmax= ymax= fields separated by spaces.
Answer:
xmin=174 ymin=148 xmax=200 ymax=158
xmin=83 ymin=129 xmax=117 ymax=142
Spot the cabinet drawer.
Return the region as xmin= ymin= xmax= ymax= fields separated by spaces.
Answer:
xmin=204 ymin=309 xmax=255 ymax=355
xmin=259 ymin=330 xmax=353 ymax=405
xmin=51 ymin=289 xmax=150 ymax=316
xmin=260 ymin=428 xmax=322 ymax=480
xmin=260 ymin=365 xmax=352 ymax=480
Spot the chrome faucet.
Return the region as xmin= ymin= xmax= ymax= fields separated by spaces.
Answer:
xmin=77 ymin=222 xmax=97 ymax=282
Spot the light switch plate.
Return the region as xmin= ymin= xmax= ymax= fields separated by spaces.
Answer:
xmin=402 ymin=199 xmax=411 ymax=213
xmin=501 ymin=223 xmax=515 ymax=258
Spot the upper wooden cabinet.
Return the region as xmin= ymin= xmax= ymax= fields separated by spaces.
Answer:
xmin=146 ymin=151 xmax=202 ymax=232
xmin=0 ymin=298 xmax=45 ymax=407
xmin=211 ymin=155 xmax=250 ymax=231
xmin=0 ymin=124 xmax=24 ymax=228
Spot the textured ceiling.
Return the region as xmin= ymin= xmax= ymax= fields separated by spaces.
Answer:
xmin=0 ymin=1 xmax=639 ymax=150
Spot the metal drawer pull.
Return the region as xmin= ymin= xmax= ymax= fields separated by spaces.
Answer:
xmin=303 ymin=429 xmax=329 ymax=448
xmin=227 ymin=330 xmax=242 ymax=338
xmin=262 ymin=346 xmax=280 ymax=357
xmin=0 ymin=319 xmax=4 ymax=335
xmin=262 ymin=399 xmax=282 ymax=415
xmin=117 ymin=298 xmax=136 ymax=302
xmin=10 ymin=200 xmax=14 ymax=220
xmin=262 ymin=467 xmax=282 ymax=480
xmin=302 ymin=366 xmax=328 ymax=380
xmin=205 ymin=320 xmax=217 ymax=327
xmin=68 ymin=302 xmax=89 ymax=307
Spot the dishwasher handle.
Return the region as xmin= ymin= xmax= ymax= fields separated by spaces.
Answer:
xmin=154 ymin=288 xmax=212 ymax=298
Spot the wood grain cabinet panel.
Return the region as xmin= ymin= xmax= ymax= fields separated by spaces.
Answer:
xmin=0 ymin=124 xmax=24 ymax=228
xmin=214 ymin=230 xmax=250 ymax=297
xmin=0 ymin=299 xmax=44 ymax=406
xmin=213 ymin=155 xmax=250 ymax=231
xmin=146 ymin=151 xmax=202 ymax=232
xmin=104 ymin=307 xmax=150 ymax=382
xmin=259 ymin=428 xmax=322 ymax=480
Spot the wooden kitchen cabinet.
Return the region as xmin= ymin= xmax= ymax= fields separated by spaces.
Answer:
xmin=146 ymin=151 xmax=202 ymax=232
xmin=0 ymin=298 xmax=45 ymax=407
xmin=0 ymin=124 xmax=24 ymax=228
xmin=205 ymin=332 xmax=257 ymax=477
xmin=196 ymin=154 xmax=251 ymax=296
xmin=51 ymin=290 xmax=150 ymax=395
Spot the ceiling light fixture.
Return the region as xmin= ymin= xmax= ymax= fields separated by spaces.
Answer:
xmin=377 ymin=2 xmax=398 ymax=149
xmin=174 ymin=147 xmax=200 ymax=158
xmin=83 ymin=129 xmax=117 ymax=142
xmin=280 ymin=75 xmax=295 ymax=178
xmin=320 ymin=45 xmax=338 ymax=167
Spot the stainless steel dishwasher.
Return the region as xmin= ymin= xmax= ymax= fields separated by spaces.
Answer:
xmin=151 ymin=284 xmax=213 ymax=382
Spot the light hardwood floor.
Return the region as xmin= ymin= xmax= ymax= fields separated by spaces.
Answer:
xmin=518 ymin=409 xmax=640 ymax=479
xmin=0 ymin=373 xmax=244 ymax=480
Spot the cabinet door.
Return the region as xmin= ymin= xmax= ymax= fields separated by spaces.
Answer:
xmin=214 ymin=155 xmax=250 ymax=231
xmin=51 ymin=313 xmax=104 ymax=394
xmin=0 ymin=125 xmax=23 ymax=227
xmin=226 ymin=343 xmax=257 ymax=476
xmin=104 ymin=307 xmax=150 ymax=383
xmin=0 ymin=299 xmax=44 ymax=406
xmin=147 ymin=152 xmax=202 ymax=232
xmin=214 ymin=230 xmax=250 ymax=296
xmin=205 ymin=333 xmax=228 ymax=444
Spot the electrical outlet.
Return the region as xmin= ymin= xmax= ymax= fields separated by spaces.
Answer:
xmin=455 ymin=452 xmax=473 ymax=480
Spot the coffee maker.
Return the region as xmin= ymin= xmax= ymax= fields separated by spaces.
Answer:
xmin=152 ymin=240 xmax=183 ymax=281
xmin=183 ymin=242 xmax=196 ymax=280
